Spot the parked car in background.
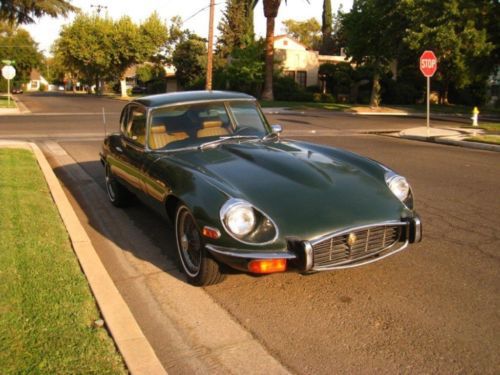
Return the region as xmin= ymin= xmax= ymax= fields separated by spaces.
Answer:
xmin=131 ymin=85 xmax=147 ymax=95
xmin=11 ymin=87 xmax=23 ymax=94
xmin=100 ymin=91 xmax=422 ymax=285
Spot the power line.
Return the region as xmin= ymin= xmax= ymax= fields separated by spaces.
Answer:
xmin=182 ymin=2 xmax=224 ymax=25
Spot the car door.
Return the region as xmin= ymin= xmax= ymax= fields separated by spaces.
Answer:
xmin=110 ymin=103 xmax=148 ymax=194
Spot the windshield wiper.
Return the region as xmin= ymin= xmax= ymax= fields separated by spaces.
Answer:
xmin=199 ymin=135 xmax=259 ymax=150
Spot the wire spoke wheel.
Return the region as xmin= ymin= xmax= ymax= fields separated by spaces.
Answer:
xmin=175 ymin=204 xmax=224 ymax=286
xmin=104 ymin=163 xmax=133 ymax=207
xmin=105 ymin=166 xmax=116 ymax=202
xmin=177 ymin=208 xmax=202 ymax=275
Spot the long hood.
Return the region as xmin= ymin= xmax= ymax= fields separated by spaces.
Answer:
xmin=166 ymin=140 xmax=409 ymax=240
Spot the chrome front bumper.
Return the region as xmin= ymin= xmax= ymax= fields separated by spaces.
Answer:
xmin=206 ymin=215 xmax=422 ymax=273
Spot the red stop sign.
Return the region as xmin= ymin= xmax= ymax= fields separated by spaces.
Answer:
xmin=420 ymin=50 xmax=438 ymax=77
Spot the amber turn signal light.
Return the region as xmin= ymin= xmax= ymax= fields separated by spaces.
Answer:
xmin=248 ymin=259 xmax=287 ymax=274
xmin=202 ymin=226 xmax=221 ymax=239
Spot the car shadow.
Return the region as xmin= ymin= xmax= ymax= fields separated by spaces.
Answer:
xmin=51 ymin=160 xmax=245 ymax=284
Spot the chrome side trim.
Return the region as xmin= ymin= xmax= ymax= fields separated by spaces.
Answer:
xmin=206 ymin=244 xmax=295 ymax=260
xmin=311 ymin=241 xmax=409 ymax=271
xmin=309 ymin=220 xmax=407 ymax=245
xmin=303 ymin=241 xmax=314 ymax=272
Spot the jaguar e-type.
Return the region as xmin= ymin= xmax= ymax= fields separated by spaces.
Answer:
xmin=100 ymin=91 xmax=422 ymax=285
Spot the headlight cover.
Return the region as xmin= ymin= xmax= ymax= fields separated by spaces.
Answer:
xmin=224 ymin=201 xmax=256 ymax=236
xmin=385 ymin=172 xmax=413 ymax=208
xmin=220 ymin=199 xmax=278 ymax=244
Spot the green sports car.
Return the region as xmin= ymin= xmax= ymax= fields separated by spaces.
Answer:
xmin=100 ymin=91 xmax=422 ymax=285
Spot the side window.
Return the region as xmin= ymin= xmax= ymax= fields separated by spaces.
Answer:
xmin=119 ymin=106 xmax=129 ymax=134
xmin=123 ymin=106 xmax=147 ymax=146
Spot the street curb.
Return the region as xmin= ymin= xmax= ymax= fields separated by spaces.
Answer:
xmin=0 ymin=140 xmax=167 ymax=375
xmin=392 ymin=134 xmax=500 ymax=152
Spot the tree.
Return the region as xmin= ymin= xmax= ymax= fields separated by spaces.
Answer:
xmin=319 ymin=0 xmax=334 ymax=54
xmin=261 ymin=0 xmax=282 ymax=100
xmin=341 ymin=0 xmax=407 ymax=107
xmin=54 ymin=13 xmax=167 ymax=96
xmin=54 ymin=14 xmax=114 ymax=93
xmin=111 ymin=13 xmax=168 ymax=97
xmin=172 ymin=34 xmax=207 ymax=89
xmin=0 ymin=22 xmax=43 ymax=88
xmin=224 ymin=40 xmax=265 ymax=96
xmin=281 ymin=18 xmax=321 ymax=50
xmin=403 ymin=0 xmax=496 ymax=104
xmin=217 ymin=0 xmax=258 ymax=57
xmin=0 ymin=0 xmax=76 ymax=25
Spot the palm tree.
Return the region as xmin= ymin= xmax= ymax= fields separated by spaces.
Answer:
xmin=261 ymin=0 xmax=282 ymax=100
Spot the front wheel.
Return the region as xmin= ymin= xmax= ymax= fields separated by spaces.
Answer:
xmin=175 ymin=204 xmax=224 ymax=286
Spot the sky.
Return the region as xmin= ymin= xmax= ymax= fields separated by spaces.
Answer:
xmin=24 ymin=0 xmax=353 ymax=56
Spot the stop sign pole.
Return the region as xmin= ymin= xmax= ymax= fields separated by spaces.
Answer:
xmin=420 ymin=51 xmax=438 ymax=136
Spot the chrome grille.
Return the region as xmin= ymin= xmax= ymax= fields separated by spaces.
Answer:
xmin=312 ymin=224 xmax=404 ymax=268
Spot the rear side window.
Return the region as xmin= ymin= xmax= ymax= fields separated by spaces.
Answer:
xmin=121 ymin=105 xmax=147 ymax=146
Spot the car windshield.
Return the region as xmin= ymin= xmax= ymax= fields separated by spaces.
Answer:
xmin=148 ymin=100 xmax=271 ymax=151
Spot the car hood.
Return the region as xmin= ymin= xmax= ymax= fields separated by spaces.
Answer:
xmin=165 ymin=140 xmax=409 ymax=240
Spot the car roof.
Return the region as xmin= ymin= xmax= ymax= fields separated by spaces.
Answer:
xmin=134 ymin=90 xmax=255 ymax=108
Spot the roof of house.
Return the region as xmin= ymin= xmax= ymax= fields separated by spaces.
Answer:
xmin=274 ymin=35 xmax=310 ymax=51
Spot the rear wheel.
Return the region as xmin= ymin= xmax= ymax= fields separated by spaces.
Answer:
xmin=105 ymin=164 xmax=133 ymax=207
xmin=175 ymin=204 xmax=223 ymax=286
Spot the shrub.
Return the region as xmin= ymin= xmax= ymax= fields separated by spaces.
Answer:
xmin=381 ymin=79 xmax=420 ymax=104
xmin=313 ymin=93 xmax=335 ymax=103
xmin=273 ymin=76 xmax=313 ymax=101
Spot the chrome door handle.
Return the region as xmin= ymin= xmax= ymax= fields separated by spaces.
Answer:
xmin=115 ymin=146 xmax=123 ymax=153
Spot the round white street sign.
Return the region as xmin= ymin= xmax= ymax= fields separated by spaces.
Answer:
xmin=2 ymin=65 xmax=16 ymax=80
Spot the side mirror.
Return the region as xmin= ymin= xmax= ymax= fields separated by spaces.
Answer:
xmin=271 ymin=124 xmax=283 ymax=134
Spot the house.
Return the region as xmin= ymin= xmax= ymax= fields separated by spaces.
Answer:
xmin=273 ymin=35 xmax=350 ymax=88
xmin=27 ymin=69 xmax=49 ymax=91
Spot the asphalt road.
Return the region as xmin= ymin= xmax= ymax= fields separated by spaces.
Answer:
xmin=2 ymin=93 xmax=499 ymax=374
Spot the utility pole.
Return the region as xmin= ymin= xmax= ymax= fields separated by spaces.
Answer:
xmin=205 ymin=0 xmax=215 ymax=91
xmin=91 ymin=4 xmax=108 ymax=15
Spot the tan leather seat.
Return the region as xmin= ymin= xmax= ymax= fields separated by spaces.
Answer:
xmin=149 ymin=125 xmax=188 ymax=149
xmin=196 ymin=120 xmax=230 ymax=138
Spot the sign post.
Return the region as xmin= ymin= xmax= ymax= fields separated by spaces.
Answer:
xmin=2 ymin=65 xmax=16 ymax=107
xmin=419 ymin=51 xmax=438 ymax=136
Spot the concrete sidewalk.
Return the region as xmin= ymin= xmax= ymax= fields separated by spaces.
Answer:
xmin=0 ymin=140 xmax=166 ymax=374
xmin=396 ymin=126 xmax=500 ymax=152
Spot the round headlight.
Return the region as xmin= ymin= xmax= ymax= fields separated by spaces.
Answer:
xmin=386 ymin=174 xmax=410 ymax=202
xmin=224 ymin=202 xmax=256 ymax=236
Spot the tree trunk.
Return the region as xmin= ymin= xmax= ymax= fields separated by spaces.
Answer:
xmin=370 ymin=70 xmax=381 ymax=108
xmin=261 ymin=15 xmax=276 ymax=101
xmin=95 ymin=76 xmax=100 ymax=95
xmin=120 ymin=77 xmax=128 ymax=98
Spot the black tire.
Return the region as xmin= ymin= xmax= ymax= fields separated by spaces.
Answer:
xmin=105 ymin=164 xmax=134 ymax=207
xmin=175 ymin=204 xmax=224 ymax=286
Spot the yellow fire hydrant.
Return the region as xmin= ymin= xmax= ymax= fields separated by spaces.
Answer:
xmin=472 ymin=106 xmax=479 ymax=127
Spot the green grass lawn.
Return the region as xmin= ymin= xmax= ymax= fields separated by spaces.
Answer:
xmin=465 ymin=135 xmax=500 ymax=145
xmin=0 ymin=96 xmax=17 ymax=108
xmin=259 ymin=100 xmax=352 ymax=111
xmin=0 ymin=149 xmax=126 ymax=374
xmin=258 ymin=99 xmax=500 ymax=116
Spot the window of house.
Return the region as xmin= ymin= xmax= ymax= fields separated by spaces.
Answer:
xmin=285 ymin=71 xmax=296 ymax=80
xmin=296 ymin=71 xmax=307 ymax=88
